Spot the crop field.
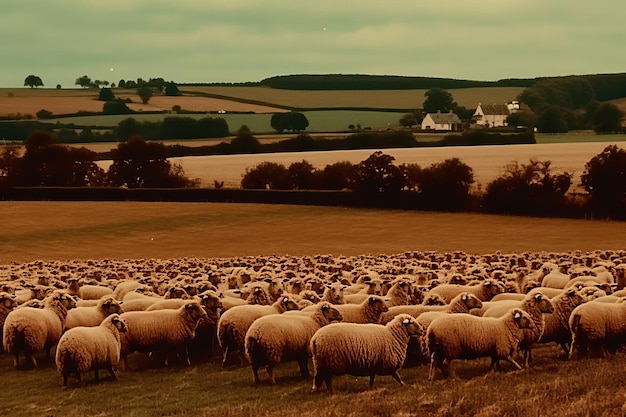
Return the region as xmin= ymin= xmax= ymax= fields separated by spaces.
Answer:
xmin=180 ymin=86 xmax=525 ymax=110
xmin=2 ymin=202 xmax=626 ymax=416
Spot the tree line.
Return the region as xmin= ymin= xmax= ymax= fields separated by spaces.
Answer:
xmin=1 ymin=130 xmax=625 ymax=220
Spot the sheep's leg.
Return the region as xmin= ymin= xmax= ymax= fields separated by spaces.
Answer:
xmin=369 ymin=373 xmax=376 ymax=388
xmin=325 ymin=375 xmax=333 ymax=393
xmin=28 ymin=353 xmax=38 ymax=369
xmin=297 ymin=354 xmax=310 ymax=378
xmin=221 ymin=346 xmax=229 ymax=368
xmin=503 ymin=355 xmax=522 ymax=371
xmin=12 ymin=353 xmax=19 ymax=368
xmin=62 ymin=373 xmax=69 ymax=387
xmin=390 ymin=371 xmax=404 ymax=386
xmin=251 ymin=363 xmax=260 ymax=385
xmin=267 ymin=365 xmax=276 ymax=385
xmin=184 ymin=345 xmax=192 ymax=366
xmin=428 ymin=355 xmax=438 ymax=381
xmin=108 ymin=365 xmax=117 ymax=380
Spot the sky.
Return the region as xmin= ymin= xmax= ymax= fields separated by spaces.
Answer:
xmin=2 ymin=0 xmax=625 ymax=88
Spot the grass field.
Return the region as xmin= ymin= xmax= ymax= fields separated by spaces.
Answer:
xmin=2 ymin=202 xmax=626 ymax=416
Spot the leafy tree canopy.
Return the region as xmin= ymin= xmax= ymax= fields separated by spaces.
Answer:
xmin=24 ymin=75 xmax=43 ymax=88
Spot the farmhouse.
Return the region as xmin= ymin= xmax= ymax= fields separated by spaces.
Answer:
xmin=421 ymin=111 xmax=462 ymax=131
xmin=473 ymin=102 xmax=518 ymax=127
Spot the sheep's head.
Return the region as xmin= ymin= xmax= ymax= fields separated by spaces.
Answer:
xmin=199 ymin=290 xmax=223 ymax=310
xmin=183 ymin=301 xmax=209 ymax=322
xmin=483 ymin=279 xmax=506 ymax=298
xmin=395 ymin=314 xmax=424 ymax=337
xmin=563 ymin=288 xmax=586 ymax=306
xmin=459 ymin=292 xmax=483 ymax=310
xmin=0 ymin=292 xmax=18 ymax=310
xmin=422 ymin=293 xmax=446 ymax=306
xmin=367 ymin=296 xmax=389 ymax=314
xmin=101 ymin=296 xmax=124 ymax=315
xmin=511 ymin=308 xmax=534 ymax=330
xmin=320 ymin=303 xmax=343 ymax=323
xmin=325 ymin=283 xmax=345 ymax=304
xmin=111 ymin=314 xmax=127 ymax=333
xmin=528 ymin=290 xmax=555 ymax=314
xmin=281 ymin=296 xmax=300 ymax=312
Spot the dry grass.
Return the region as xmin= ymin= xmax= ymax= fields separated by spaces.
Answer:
xmin=0 ymin=88 xmax=285 ymax=117
xmin=2 ymin=201 xmax=626 ymax=265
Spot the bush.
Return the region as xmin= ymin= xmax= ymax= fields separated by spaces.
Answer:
xmin=103 ymin=99 xmax=133 ymax=115
xmin=241 ymin=161 xmax=290 ymax=190
xmin=98 ymin=88 xmax=115 ymax=101
xmin=36 ymin=109 xmax=53 ymax=119
xmin=415 ymin=158 xmax=474 ymax=211
xmin=581 ymin=144 xmax=626 ymax=218
xmin=483 ymin=159 xmax=572 ymax=216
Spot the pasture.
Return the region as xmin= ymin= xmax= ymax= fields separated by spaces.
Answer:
xmin=2 ymin=202 xmax=626 ymax=416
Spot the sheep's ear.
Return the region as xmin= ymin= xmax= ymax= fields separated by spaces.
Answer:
xmin=462 ymin=294 xmax=467 ymax=301
xmin=402 ymin=318 xmax=411 ymax=325
xmin=534 ymin=293 xmax=543 ymax=301
xmin=368 ymin=296 xmax=375 ymax=303
xmin=283 ymin=297 xmax=289 ymax=303
xmin=514 ymin=311 xmax=521 ymax=319
xmin=321 ymin=304 xmax=329 ymax=311
xmin=484 ymin=281 xmax=492 ymax=287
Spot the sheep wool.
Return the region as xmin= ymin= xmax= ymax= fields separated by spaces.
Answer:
xmin=569 ymin=301 xmax=626 ymax=358
xmin=428 ymin=278 xmax=505 ymax=303
xmin=427 ymin=308 xmax=534 ymax=380
xmin=217 ymin=295 xmax=300 ymax=367
xmin=64 ymin=296 xmax=124 ymax=330
xmin=332 ymin=295 xmax=388 ymax=324
xmin=55 ymin=313 xmax=127 ymax=386
xmin=3 ymin=290 xmax=77 ymax=368
xmin=119 ymin=301 xmax=208 ymax=369
xmin=310 ymin=313 xmax=423 ymax=392
xmin=244 ymin=302 xmax=342 ymax=385
xmin=538 ymin=288 xmax=586 ymax=354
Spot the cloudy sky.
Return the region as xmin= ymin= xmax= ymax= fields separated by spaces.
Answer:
xmin=2 ymin=0 xmax=624 ymax=88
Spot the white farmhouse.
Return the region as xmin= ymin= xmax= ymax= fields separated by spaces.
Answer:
xmin=473 ymin=103 xmax=512 ymax=127
xmin=421 ymin=110 xmax=462 ymax=131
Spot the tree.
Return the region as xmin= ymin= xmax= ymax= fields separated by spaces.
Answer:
xmin=506 ymin=109 xmax=537 ymax=129
xmin=241 ymin=161 xmax=290 ymax=189
xmin=415 ymin=158 xmax=474 ymax=211
xmin=103 ymin=99 xmax=133 ymax=115
xmin=106 ymin=136 xmax=195 ymax=188
xmin=581 ymin=145 xmax=626 ymax=218
xmin=287 ymin=160 xmax=316 ymax=189
xmin=270 ymin=112 xmax=309 ymax=133
xmin=423 ymin=88 xmax=456 ymax=113
xmin=399 ymin=113 xmax=418 ymax=128
xmin=36 ymin=109 xmax=53 ymax=119
xmin=24 ymin=75 xmax=43 ymax=88
xmin=591 ymin=103 xmax=624 ymax=133
xmin=98 ymin=87 xmax=115 ymax=101
xmin=535 ymin=106 xmax=568 ymax=133
xmin=75 ymin=75 xmax=92 ymax=89
xmin=314 ymin=161 xmax=355 ymax=190
xmin=137 ymin=86 xmax=154 ymax=104
xmin=483 ymin=159 xmax=572 ymax=216
xmin=164 ymin=82 xmax=181 ymax=96
xmin=230 ymin=125 xmax=261 ymax=153
xmin=348 ymin=151 xmax=405 ymax=193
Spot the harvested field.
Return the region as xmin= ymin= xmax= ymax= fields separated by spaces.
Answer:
xmin=2 ymin=201 xmax=626 ymax=264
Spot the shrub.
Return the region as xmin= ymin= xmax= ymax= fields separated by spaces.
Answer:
xmin=581 ymin=144 xmax=626 ymax=218
xmin=36 ymin=109 xmax=53 ymax=119
xmin=241 ymin=161 xmax=290 ymax=190
xmin=483 ymin=159 xmax=572 ymax=216
xmin=415 ymin=158 xmax=474 ymax=211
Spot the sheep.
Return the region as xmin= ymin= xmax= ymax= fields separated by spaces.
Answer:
xmin=1 ymin=291 xmax=18 ymax=331
xmin=64 ymin=296 xmax=124 ymax=330
xmin=310 ymin=313 xmax=424 ymax=392
xmin=482 ymin=289 xmax=555 ymax=366
xmin=538 ymin=288 xmax=586 ymax=355
xmin=320 ymin=282 xmax=345 ymax=304
xmin=569 ymin=301 xmax=626 ymax=358
xmin=427 ymin=278 xmax=505 ymax=303
xmin=55 ymin=313 xmax=127 ymax=386
xmin=330 ymin=295 xmax=389 ymax=324
xmin=3 ymin=290 xmax=77 ymax=368
xmin=67 ymin=278 xmax=113 ymax=300
xmin=427 ymin=308 xmax=535 ymax=380
xmin=244 ymin=302 xmax=343 ymax=385
xmin=119 ymin=301 xmax=209 ymax=369
xmin=379 ymin=292 xmax=481 ymax=325
xmin=112 ymin=280 xmax=142 ymax=301
xmin=217 ymin=295 xmax=301 ymax=367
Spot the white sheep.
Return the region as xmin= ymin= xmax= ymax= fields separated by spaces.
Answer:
xmin=3 ymin=290 xmax=77 ymax=368
xmin=379 ymin=292 xmax=480 ymax=325
xmin=428 ymin=278 xmax=505 ymax=303
xmin=320 ymin=282 xmax=345 ymax=304
xmin=119 ymin=301 xmax=208 ymax=369
xmin=330 ymin=295 xmax=388 ymax=324
xmin=67 ymin=278 xmax=114 ymax=300
xmin=244 ymin=302 xmax=343 ymax=385
xmin=55 ymin=313 xmax=127 ymax=386
xmin=538 ymin=288 xmax=586 ymax=355
xmin=427 ymin=308 xmax=535 ymax=380
xmin=310 ymin=313 xmax=423 ymax=392
xmin=0 ymin=291 xmax=18 ymax=337
xmin=482 ymin=288 xmax=554 ymax=366
xmin=64 ymin=296 xmax=124 ymax=329
xmin=568 ymin=300 xmax=626 ymax=358
xmin=217 ymin=295 xmax=300 ymax=367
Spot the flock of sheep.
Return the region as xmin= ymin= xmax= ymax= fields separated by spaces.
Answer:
xmin=1 ymin=249 xmax=625 ymax=391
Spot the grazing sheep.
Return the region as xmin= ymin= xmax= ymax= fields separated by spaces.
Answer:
xmin=331 ymin=295 xmax=388 ymax=324
xmin=569 ymin=301 xmax=626 ymax=358
xmin=244 ymin=302 xmax=342 ymax=385
xmin=3 ymin=291 xmax=77 ymax=368
xmin=64 ymin=296 xmax=124 ymax=330
xmin=428 ymin=278 xmax=505 ymax=303
xmin=483 ymin=289 xmax=554 ymax=366
xmin=119 ymin=301 xmax=209 ymax=369
xmin=310 ymin=313 xmax=423 ymax=392
xmin=217 ymin=295 xmax=300 ymax=367
xmin=427 ymin=308 xmax=534 ymax=380
xmin=55 ymin=313 xmax=127 ymax=386
xmin=538 ymin=288 xmax=586 ymax=355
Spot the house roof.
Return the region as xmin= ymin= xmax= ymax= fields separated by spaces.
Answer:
xmin=478 ymin=103 xmax=510 ymax=116
xmin=426 ymin=112 xmax=461 ymax=124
